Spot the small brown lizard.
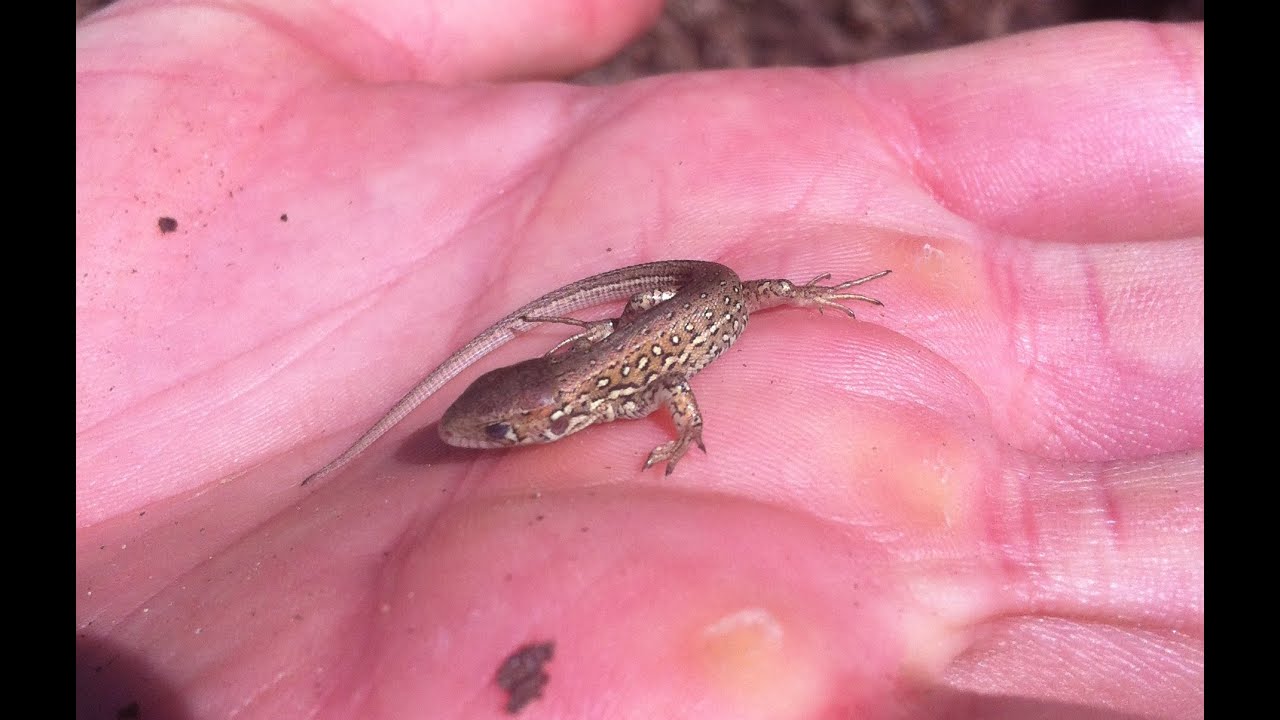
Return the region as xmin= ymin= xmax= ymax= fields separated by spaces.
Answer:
xmin=303 ymin=260 xmax=889 ymax=485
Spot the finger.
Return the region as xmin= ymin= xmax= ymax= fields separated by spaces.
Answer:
xmin=933 ymin=450 xmax=1203 ymax=718
xmin=935 ymin=616 xmax=1203 ymax=719
xmin=514 ymin=22 xmax=1201 ymax=251
xmin=868 ymin=21 xmax=1203 ymax=244
xmin=78 ymin=0 xmax=663 ymax=83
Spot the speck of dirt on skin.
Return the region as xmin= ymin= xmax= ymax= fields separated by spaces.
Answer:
xmin=495 ymin=640 xmax=554 ymax=714
xmin=280 ymin=213 xmax=288 ymax=221
xmin=157 ymin=217 xmax=178 ymax=233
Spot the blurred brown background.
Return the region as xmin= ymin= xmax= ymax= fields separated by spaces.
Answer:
xmin=77 ymin=0 xmax=1203 ymax=79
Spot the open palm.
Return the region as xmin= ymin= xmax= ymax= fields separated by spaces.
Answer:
xmin=77 ymin=4 xmax=1203 ymax=718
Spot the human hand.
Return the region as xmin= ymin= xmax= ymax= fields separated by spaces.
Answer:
xmin=77 ymin=4 xmax=1203 ymax=718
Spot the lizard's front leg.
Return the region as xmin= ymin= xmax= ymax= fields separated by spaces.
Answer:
xmin=638 ymin=379 xmax=706 ymax=476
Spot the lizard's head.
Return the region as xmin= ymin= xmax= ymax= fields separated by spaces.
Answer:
xmin=439 ymin=357 xmax=585 ymax=449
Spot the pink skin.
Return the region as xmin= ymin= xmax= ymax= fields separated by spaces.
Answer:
xmin=77 ymin=2 xmax=1203 ymax=718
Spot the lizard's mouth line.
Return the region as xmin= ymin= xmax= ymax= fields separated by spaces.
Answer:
xmin=439 ymin=424 xmax=515 ymax=449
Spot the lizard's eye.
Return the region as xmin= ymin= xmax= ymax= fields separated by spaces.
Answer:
xmin=484 ymin=423 xmax=513 ymax=443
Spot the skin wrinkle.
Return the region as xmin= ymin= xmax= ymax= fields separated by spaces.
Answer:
xmin=1082 ymin=253 xmax=1113 ymax=354
xmin=1149 ymin=23 xmax=1204 ymax=110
